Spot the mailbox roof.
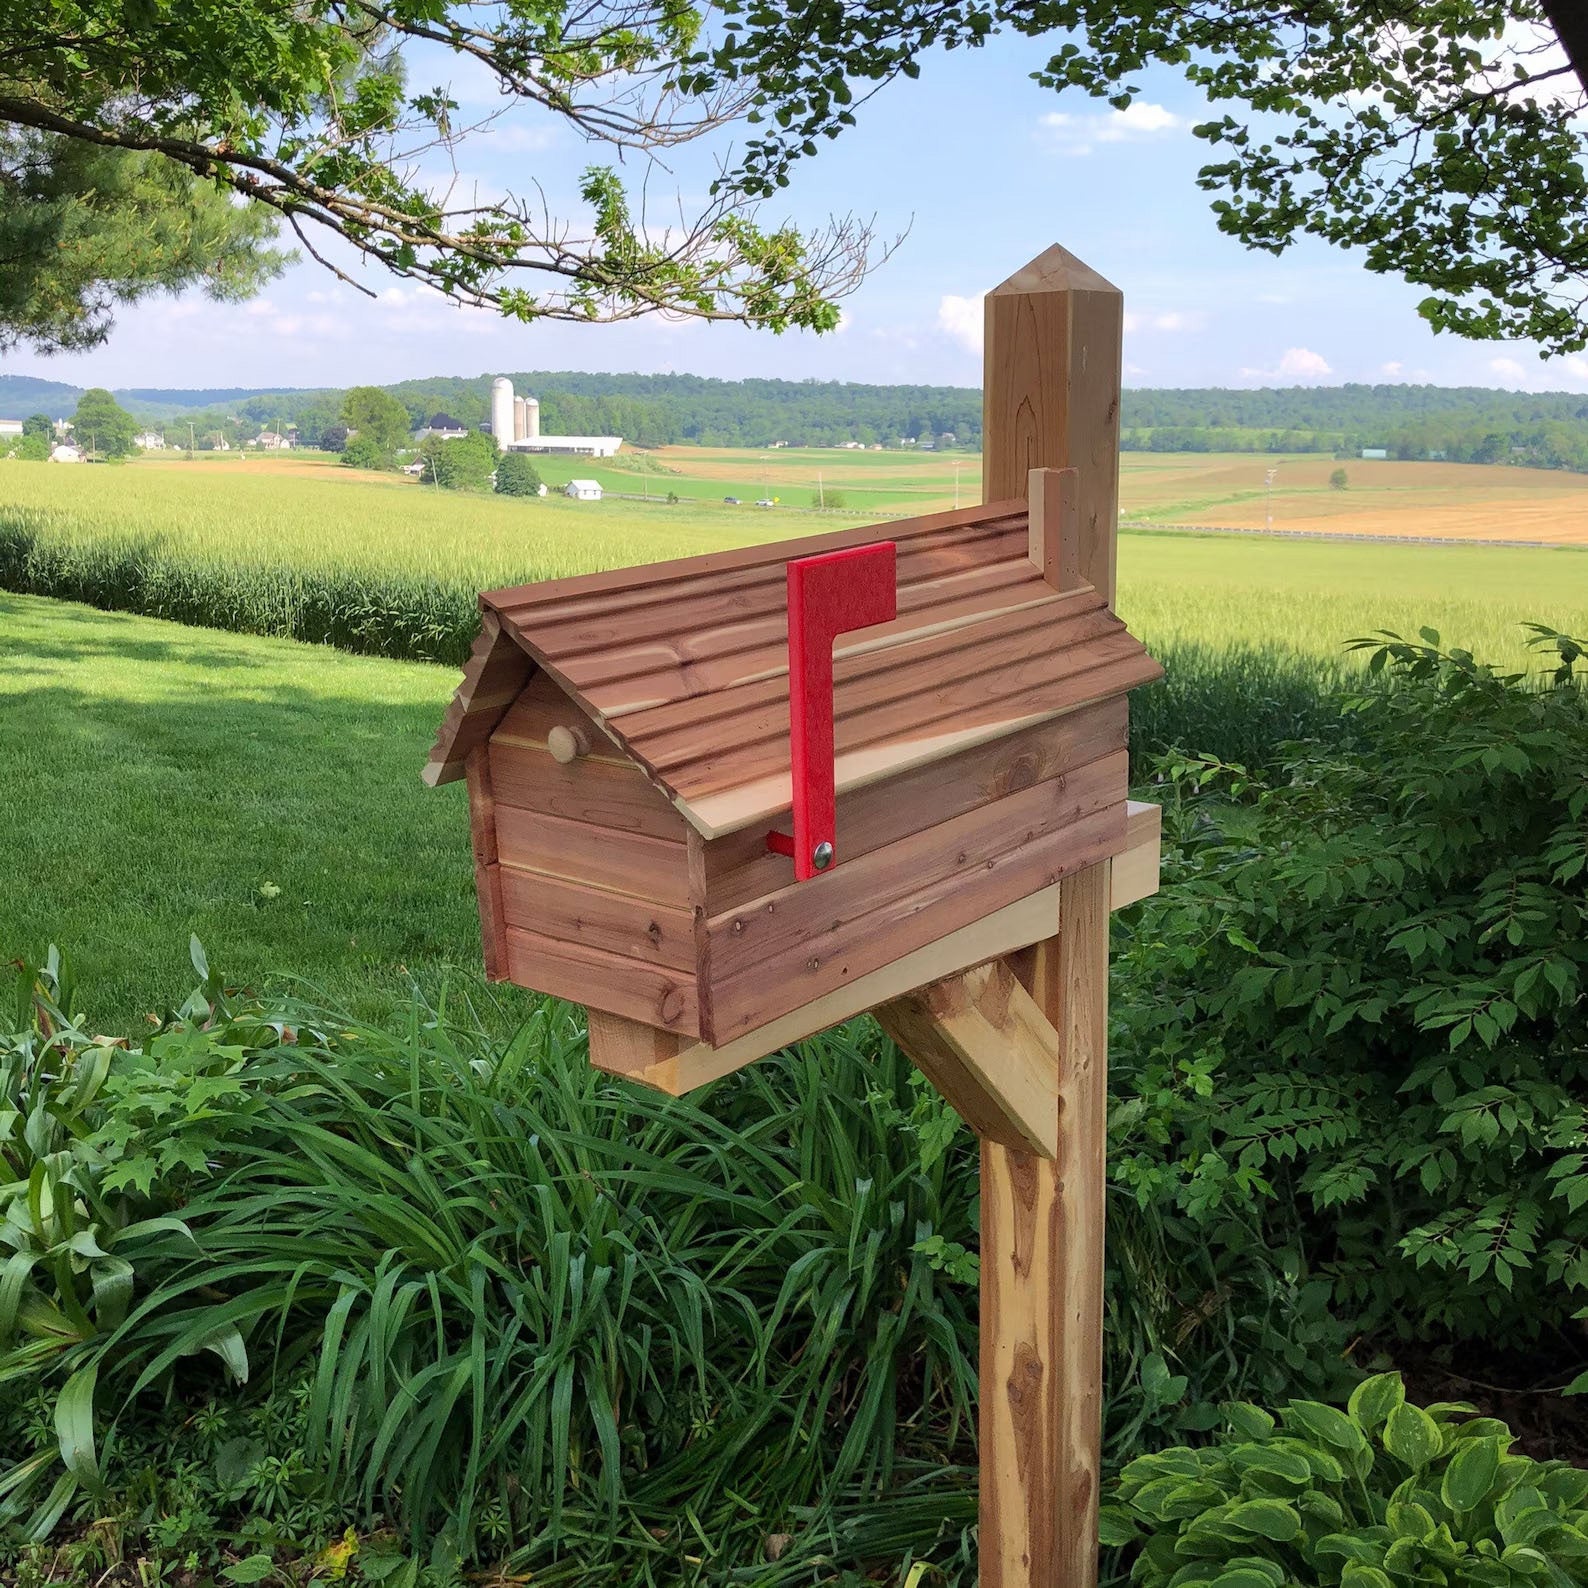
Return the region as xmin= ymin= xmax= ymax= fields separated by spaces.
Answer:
xmin=426 ymin=497 xmax=1161 ymax=837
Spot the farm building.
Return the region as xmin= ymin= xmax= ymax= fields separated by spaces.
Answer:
xmin=490 ymin=377 xmax=622 ymax=458
xmin=564 ymin=479 xmax=603 ymax=501
xmin=0 ymin=419 xmax=22 ymax=439
xmin=49 ymin=444 xmax=83 ymax=463
xmin=132 ymin=431 xmax=167 ymax=450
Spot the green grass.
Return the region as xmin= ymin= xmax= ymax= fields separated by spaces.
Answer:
xmin=0 ymin=592 xmax=513 ymax=1030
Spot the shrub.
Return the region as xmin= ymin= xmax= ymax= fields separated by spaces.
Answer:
xmin=1115 ymin=627 xmax=1588 ymax=1343
xmin=0 ymin=948 xmax=1335 ymax=1580
xmin=1103 ymin=1372 xmax=1588 ymax=1588
xmin=494 ymin=451 xmax=542 ymax=496
xmin=340 ymin=433 xmax=393 ymax=471
xmin=421 ymin=430 xmax=498 ymax=490
xmin=1331 ymin=467 xmax=1349 ymax=490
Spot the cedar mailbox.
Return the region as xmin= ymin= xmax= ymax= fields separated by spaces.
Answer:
xmin=427 ymin=243 xmax=1163 ymax=1588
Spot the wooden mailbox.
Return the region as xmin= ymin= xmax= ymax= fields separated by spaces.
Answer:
xmin=427 ymin=243 xmax=1161 ymax=1588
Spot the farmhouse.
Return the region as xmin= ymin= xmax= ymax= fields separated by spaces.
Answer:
xmin=415 ymin=413 xmax=470 ymax=441
xmin=49 ymin=443 xmax=83 ymax=463
xmin=563 ymin=479 xmax=603 ymax=501
xmin=132 ymin=431 xmax=167 ymax=450
xmin=424 ymin=483 xmax=1162 ymax=1076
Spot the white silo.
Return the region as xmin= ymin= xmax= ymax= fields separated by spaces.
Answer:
xmin=513 ymin=397 xmax=527 ymax=442
xmin=490 ymin=378 xmax=514 ymax=447
xmin=525 ymin=396 xmax=541 ymax=441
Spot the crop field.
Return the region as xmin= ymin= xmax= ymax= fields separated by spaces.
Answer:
xmin=3 ymin=451 xmax=1586 ymax=673
xmin=1121 ymin=452 xmax=1588 ymax=542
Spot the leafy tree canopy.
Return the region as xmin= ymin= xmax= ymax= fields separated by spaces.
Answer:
xmin=0 ymin=0 xmax=873 ymax=352
xmin=341 ymin=386 xmax=412 ymax=454
xmin=690 ymin=1 xmax=1588 ymax=354
xmin=421 ymin=430 xmax=498 ymax=490
xmin=71 ymin=387 xmax=137 ymax=457
xmin=21 ymin=414 xmax=51 ymax=438
xmin=0 ymin=134 xmax=288 ymax=353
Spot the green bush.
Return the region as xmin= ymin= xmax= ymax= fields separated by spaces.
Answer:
xmin=494 ymin=451 xmax=543 ymax=496
xmin=341 ymin=433 xmax=394 ymax=471
xmin=422 ymin=430 xmax=499 ymax=490
xmin=1103 ymin=1372 xmax=1588 ymax=1588
xmin=0 ymin=946 xmax=1333 ymax=1581
xmin=1114 ymin=627 xmax=1588 ymax=1343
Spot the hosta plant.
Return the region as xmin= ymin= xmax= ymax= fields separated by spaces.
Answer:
xmin=1102 ymin=1372 xmax=1588 ymax=1588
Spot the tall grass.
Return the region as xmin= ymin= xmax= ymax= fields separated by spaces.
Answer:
xmin=2 ymin=959 xmax=1340 ymax=1582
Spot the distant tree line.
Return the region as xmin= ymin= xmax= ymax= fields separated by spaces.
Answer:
xmin=1121 ymin=385 xmax=1588 ymax=472
xmin=8 ymin=374 xmax=1587 ymax=473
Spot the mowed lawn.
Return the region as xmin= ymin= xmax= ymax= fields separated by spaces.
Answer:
xmin=0 ymin=592 xmax=530 ymax=1031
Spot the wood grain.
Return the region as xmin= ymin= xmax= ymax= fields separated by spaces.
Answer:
xmin=488 ymin=739 xmax=688 ymax=843
xmin=984 ymin=245 xmax=1124 ymax=605
xmin=876 ymin=959 xmax=1060 ymax=1157
xmin=979 ymin=241 xmax=1123 ymax=1588
xmin=701 ymin=699 xmax=1127 ymax=914
xmin=1028 ymin=467 xmax=1081 ymax=592
xmin=494 ymin=806 xmax=690 ymax=904
xmin=423 ymin=612 xmax=535 ymax=786
xmin=584 ymin=874 xmax=1078 ymax=1095
xmin=498 ymin=865 xmax=697 ymax=971
xmin=464 ymin=746 xmax=508 ymax=981
xmin=705 ymin=754 xmax=1126 ymax=1040
xmin=1111 ymin=801 xmax=1161 ymax=910
xmin=503 ymin=926 xmax=699 ymax=1035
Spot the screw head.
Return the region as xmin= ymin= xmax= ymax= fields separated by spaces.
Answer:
xmin=812 ymin=841 xmax=835 ymax=871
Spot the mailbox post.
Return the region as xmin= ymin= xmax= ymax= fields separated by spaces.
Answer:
xmin=427 ymin=243 xmax=1156 ymax=1588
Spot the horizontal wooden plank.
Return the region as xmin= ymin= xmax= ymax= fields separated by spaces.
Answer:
xmin=704 ymin=751 xmax=1128 ymax=1040
xmin=703 ymin=698 xmax=1128 ymax=914
xmin=589 ymin=877 xmax=1076 ymax=1095
xmin=550 ymin=550 xmax=1049 ymax=716
xmin=1111 ymin=800 xmax=1161 ymax=910
xmin=485 ymin=499 xmax=1028 ymax=616
xmin=504 ymin=927 xmax=699 ymax=1036
xmin=534 ymin=529 xmax=1033 ymax=673
xmin=683 ymin=645 xmax=1155 ymax=838
xmin=495 ymin=806 xmax=690 ymax=904
xmin=488 ymin=739 xmax=687 ymax=843
xmin=499 ymin=865 xmax=697 ymax=971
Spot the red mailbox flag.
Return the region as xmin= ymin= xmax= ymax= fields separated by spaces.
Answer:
xmin=770 ymin=541 xmax=898 ymax=880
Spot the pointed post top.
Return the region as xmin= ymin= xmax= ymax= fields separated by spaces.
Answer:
xmin=982 ymin=243 xmax=1124 ymax=604
xmin=987 ymin=243 xmax=1121 ymax=301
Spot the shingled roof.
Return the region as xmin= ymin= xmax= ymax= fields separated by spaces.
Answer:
xmin=425 ymin=497 xmax=1161 ymax=837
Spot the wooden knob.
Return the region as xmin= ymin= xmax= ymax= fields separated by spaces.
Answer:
xmin=547 ymin=725 xmax=590 ymax=764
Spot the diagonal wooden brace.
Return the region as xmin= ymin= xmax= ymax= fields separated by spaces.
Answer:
xmin=875 ymin=961 xmax=1060 ymax=1159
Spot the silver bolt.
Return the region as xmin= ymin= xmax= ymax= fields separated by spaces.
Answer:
xmin=813 ymin=841 xmax=835 ymax=871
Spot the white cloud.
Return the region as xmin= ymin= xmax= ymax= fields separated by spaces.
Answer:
xmin=1381 ymin=361 xmax=1404 ymax=377
xmin=1038 ymin=102 xmax=1185 ymax=156
xmin=1567 ymin=357 xmax=1588 ymax=381
xmin=1489 ymin=356 xmax=1527 ymax=382
xmin=1239 ymin=347 xmax=1334 ymax=382
xmin=935 ymin=294 xmax=983 ymax=354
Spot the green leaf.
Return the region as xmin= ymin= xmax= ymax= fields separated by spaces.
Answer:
xmin=1224 ymin=1402 xmax=1277 ymax=1441
xmin=54 ymin=1363 xmax=102 ymax=1497
xmin=1284 ymin=1399 xmax=1369 ymax=1454
xmin=1222 ymin=1500 xmax=1301 ymax=1541
xmin=1349 ymin=1373 xmax=1406 ymax=1434
xmin=1384 ymin=1402 xmax=1444 ymax=1470
xmin=1340 ymin=1566 xmax=1394 ymax=1588
xmin=221 ymin=1556 xmax=276 ymax=1584
xmin=1098 ymin=1506 xmax=1140 ymax=1546
xmin=1442 ymin=1437 xmax=1502 ymax=1513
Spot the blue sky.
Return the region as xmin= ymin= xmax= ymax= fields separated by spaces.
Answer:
xmin=6 ymin=30 xmax=1587 ymax=394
